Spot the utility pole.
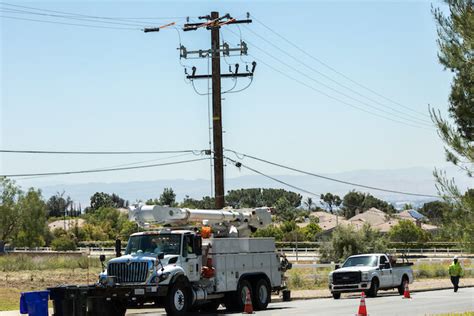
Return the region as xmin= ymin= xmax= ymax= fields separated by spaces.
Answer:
xmin=182 ymin=12 xmax=255 ymax=209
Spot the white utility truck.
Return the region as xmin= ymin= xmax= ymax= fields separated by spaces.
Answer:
xmin=328 ymin=253 xmax=413 ymax=299
xmin=94 ymin=205 xmax=291 ymax=315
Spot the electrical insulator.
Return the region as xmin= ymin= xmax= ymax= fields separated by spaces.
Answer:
xmin=251 ymin=61 xmax=256 ymax=73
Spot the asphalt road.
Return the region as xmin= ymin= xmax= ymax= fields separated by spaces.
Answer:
xmin=126 ymin=288 xmax=474 ymax=316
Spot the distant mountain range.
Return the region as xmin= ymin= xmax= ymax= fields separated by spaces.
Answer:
xmin=31 ymin=166 xmax=471 ymax=208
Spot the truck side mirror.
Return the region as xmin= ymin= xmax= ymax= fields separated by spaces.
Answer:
xmin=158 ymin=252 xmax=164 ymax=260
xmin=99 ymin=255 xmax=106 ymax=272
xmin=194 ymin=236 xmax=202 ymax=256
xmin=335 ymin=264 xmax=340 ymax=270
xmin=115 ymin=239 xmax=122 ymax=258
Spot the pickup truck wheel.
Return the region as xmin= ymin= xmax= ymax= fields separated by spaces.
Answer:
xmin=332 ymin=292 xmax=341 ymax=299
xmin=398 ymin=276 xmax=409 ymax=295
xmin=252 ymin=279 xmax=271 ymax=310
xmin=165 ymin=279 xmax=191 ymax=316
xmin=367 ymin=278 xmax=379 ymax=297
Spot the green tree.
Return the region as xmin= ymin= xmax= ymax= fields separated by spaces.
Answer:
xmin=180 ymin=196 xmax=215 ymax=209
xmin=120 ymin=220 xmax=139 ymax=239
xmin=14 ymin=188 xmax=48 ymax=247
xmin=160 ymin=188 xmax=176 ymax=206
xmin=430 ymin=0 xmax=473 ymax=250
xmin=320 ymin=223 xmax=387 ymax=262
xmin=403 ymin=203 xmax=413 ymax=210
xmin=111 ymin=193 xmax=127 ymax=208
xmin=86 ymin=207 xmax=127 ymax=240
xmin=433 ymin=0 xmax=474 ymax=142
xmin=225 ymin=188 xmax=302 ymax=209
xmin=342 ymin=191 xmax=395 ymax=218
xmin=419 ymin=200 xmax=452 ymax=225
xmin=301 ymin=221 xmax=322 ymax=241
xmin=274 ymin=197 xmax=297 ymax=222
xmin=388 ymin=220 xmax=428 ymax=247
xmin=89 ymin=192 xmax=114 ymax=212
xmin=0 ymin=178 xmax=22 ymax=243
xmin=303 ymin=197 xmax=315 ymax=211
xmin=320 ymin=193 xmax=342 ymax=214
xmin=51 ymin=236 xmax=77 ymax=251
xmin=253 ymin=225 xmax=284 ymax=241
xmin=46 ymin=191 xmax=72 ymax=218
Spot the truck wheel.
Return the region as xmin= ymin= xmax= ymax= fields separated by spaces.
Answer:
xmin=398 ymin=276 xmax=408 ymax=295
xmin=165 ymin=279 xmax=191 ymax=316
xmin=332 ymin=292 xmax=341 ymax=299
xmin=367 ymin=278 xmax=379 ymax=297
xmin=252 ymin=279 xmax=271 ymax=310
xmin=225 ymin=279 xmax=252 ymax=312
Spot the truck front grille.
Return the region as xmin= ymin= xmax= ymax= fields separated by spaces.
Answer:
xmin=333 ymin=271 xmax=361 ymax=284
xmin=108 ymin=261 xmax=149 ymax=283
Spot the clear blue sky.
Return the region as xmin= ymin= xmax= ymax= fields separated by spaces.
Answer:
xmin=1 ymin=0 xmax=455 ymax=189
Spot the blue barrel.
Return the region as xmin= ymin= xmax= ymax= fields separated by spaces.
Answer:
xmin=20 ymin=291 xmax=49 ymax=316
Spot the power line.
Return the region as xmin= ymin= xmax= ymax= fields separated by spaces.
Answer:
xmin=223 ymin=29 xmax=432 ymax=129
xmin=225 ymin=149 xmax=439 ymax=198
xmin=0 ymin=15 xmax=140 ymax=30
xmin=225 ymin=156 xmax=322 ymax=198
xmin=248 ymin=54 xmax=432 ymax=130
xmin=1 ymin=157 xmax=208 ymax=177
xmin=0 ymin=149 xmax=204 ymax=155
xmin=0 ymin=8 xmax=150 ymax=27
xmin=0 ymin=2 xmax=189 ymax=22
xmin=240 ymin=24 xmax=431 ymax=125
xmin=12 ymin=152 xmax=197 ymax=181
xmin=251 ymin=14 xmax=429 ymax=118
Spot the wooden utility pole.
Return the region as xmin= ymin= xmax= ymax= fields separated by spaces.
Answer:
xmin=183 ymin=12 xmax=255 ymax=209
xmin=210 ymin=11 xmax=225 ymax=209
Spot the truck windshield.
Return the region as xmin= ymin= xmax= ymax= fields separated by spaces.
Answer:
xmin=342 ymin=255 xmax=378 ymax=267
xmin=125 ymin=234 xmax=181 ymax=255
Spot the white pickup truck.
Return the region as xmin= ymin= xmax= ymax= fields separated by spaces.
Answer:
xmin=328 ymin=253 xmax=413 ymax=299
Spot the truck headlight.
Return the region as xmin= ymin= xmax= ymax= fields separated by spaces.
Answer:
xmin=328 ymin=274 xmax=333 ymax=283
xmin=155 ymin=272 xmax=170 ymax=283
xmin=361 ymin=272 xmax=369 ymax=281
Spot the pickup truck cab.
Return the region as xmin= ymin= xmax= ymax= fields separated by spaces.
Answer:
xmin=328 ymin=253 xmax=413 ymax=299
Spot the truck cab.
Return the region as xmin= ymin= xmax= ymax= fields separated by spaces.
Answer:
xmin=100 ymin=230 xmax=202 ymax=288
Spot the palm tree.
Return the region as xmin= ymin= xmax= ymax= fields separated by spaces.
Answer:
xmin=303 ymin=197 xmax=315 ymax=211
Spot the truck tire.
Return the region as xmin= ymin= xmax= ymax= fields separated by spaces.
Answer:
xmin=398 ymin=276 xmax=409 ymax=295
xmin=165 ymin=278 xmax=191 ymax=316
xmin=332 ymin=292 xmax=341 ymax=299
xmin=367 ymin=278 xmax=379 ymax=297
xmin=225 ymin=279 xmax=252 ymax=312
xmin=252 ymin=279 xmax=271 ymax=310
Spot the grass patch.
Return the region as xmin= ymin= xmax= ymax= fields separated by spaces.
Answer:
xmin=0 ymin=287 xmax=22 ymax=311
xmin=414 ymin=260 xmax=472 ymax=279
xmin=428 ymin=313 xmax=474 ymax=316
xmin=287 ymin=267 xmax=331 ymax=290
xmin=0 ymin=255 xmax=101 ymax=272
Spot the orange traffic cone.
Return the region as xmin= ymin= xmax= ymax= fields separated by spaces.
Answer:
xmin=403 ymin=281 xmax=411 ymax=299
xmin=243 ymin=288 xmax=254 ymax=314
xmin=357 ymin=292 xmax=368 ymax=316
